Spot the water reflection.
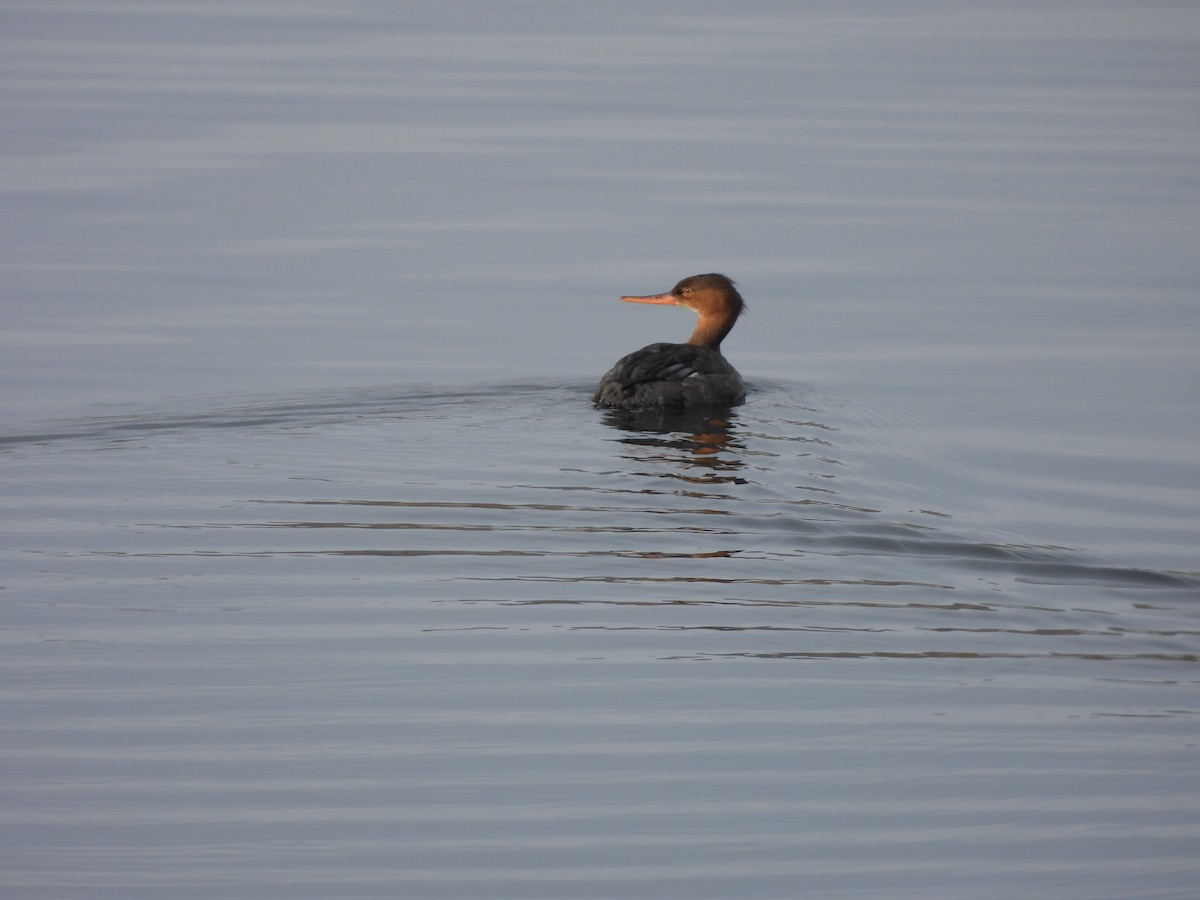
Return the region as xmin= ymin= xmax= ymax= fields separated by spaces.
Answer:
xmin=600 ymin=404 xmax=749 ymax=485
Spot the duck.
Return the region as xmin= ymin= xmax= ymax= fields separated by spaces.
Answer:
xmin=593 ymin=273 xmax=746 ymax=409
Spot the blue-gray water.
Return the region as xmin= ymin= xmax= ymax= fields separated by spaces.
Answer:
xmin=2 ymin=3 xmax=1199 ymax=898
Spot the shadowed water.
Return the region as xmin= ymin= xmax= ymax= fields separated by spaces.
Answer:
xmin=2 ymin=383 xmax=1197 ymax=898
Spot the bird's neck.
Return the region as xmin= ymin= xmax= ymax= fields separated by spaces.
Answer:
xmin=686 ymin=315 xmax=734 ymax=350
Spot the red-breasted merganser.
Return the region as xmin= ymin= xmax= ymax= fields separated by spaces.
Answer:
xmin=593 ymin=273 xmax=747 ymax=409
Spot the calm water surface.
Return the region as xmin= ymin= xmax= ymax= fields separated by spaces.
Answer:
xmin=2 ymin=2 xmax=1199 ymax=898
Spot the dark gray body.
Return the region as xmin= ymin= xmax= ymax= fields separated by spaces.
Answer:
xmin=593 ymin=341 xmax=745 ymax=409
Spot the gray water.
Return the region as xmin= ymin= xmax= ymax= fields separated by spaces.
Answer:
xmin=3 ymin=3 xmax=1199 ymax=898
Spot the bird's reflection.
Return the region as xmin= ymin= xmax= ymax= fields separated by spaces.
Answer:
xmin=600 ymin=404 xmax=748 ymax=485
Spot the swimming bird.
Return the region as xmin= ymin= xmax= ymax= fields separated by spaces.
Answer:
xmin=593 ymin=273 xmax=747 ymax=409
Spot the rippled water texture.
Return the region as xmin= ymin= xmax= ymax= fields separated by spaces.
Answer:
xmin=3 ymin=384 xmax=1198 ymax=898
xmin=3 ymin=1 xmax=1200 ymax=897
